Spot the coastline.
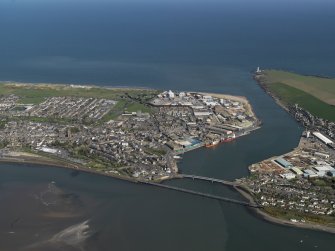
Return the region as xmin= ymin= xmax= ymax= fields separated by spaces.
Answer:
xmin=0 ymin=152 xmax=141 ymax=184
xmin=2 ymin=149 xmax=335 ymax=234
xmin=3 ymin=83 xmax=316 ymax=234
xmin=234 ymin=186 xmax=335 ymax=234
xmin=236 ymin=72 xmax=335 ymax=233
xmin=0 ymin=86 xmax=259 ymax=185
xmin=253 ymin=73 xmax=290 ymax=112
xmin=1 ymin=81 xmax=156 ymax=92
xmin=199 ymin=92 xmax=256 ymax=117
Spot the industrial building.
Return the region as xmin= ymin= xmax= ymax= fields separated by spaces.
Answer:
xmin=280 ymin=173 xmax=296 ymax=180
xmin=291 ymin=167 xmax=303 ymax=175
xmin=314 ymin=152 xmax=330 ymax=159
xmin=303 ymin=169 xmax=318 ymax=178
xmin=313 ymin=131 xmax=334 ymax=145
xmin=206 ymin=125 xmax=233 ymax=135
xmin=275 ymin=157 xmax=293 ymax=168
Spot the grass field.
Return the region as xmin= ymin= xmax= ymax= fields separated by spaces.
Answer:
xmin=264 ymin=206 xmax=335 ymax=227
xmin=267 ymin=83 xmax=335 ymax=121
xmin=0 ymin=82 xmax=158 ymax=121
xmin=263 ymin=70 xmax=335 ymax=105
xmin=0 ymin=82 xmax=158 ymax=104
xmin=100 ymin=99 xmax=153 ymax=122
xmin=259 ymin=70 xmax=335 ymax=121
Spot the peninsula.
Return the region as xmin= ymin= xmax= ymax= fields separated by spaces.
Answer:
xmin=239 ymin=69 xmax=335 ymax=232
xmin=0 ymin=82 xmax=259 ymax=181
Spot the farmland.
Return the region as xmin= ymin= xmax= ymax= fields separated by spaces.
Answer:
xmin=255 ymin=70 xmax=335 ymax=121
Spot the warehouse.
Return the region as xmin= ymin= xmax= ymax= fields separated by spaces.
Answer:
xmin=280 ymin=173 xmax=296 ymax=180
xmin=275 ymin=157 xmax=293 ymax=168
xmin=194 ymin=111 xmax=212 ymax=117
xmin=291 ymin=167 xmax=303 ymax=175
xmin=314 ymin=152 xmax=330 ymax=159
xmin=313 ymin=132 xmax=333 ymax=145
xmin=313 ymin=165 xmax=335 ymax=175
xmin=303 ymin=169 xmax=318 ymax=178
xmin=206 ymin=125 xmax=233 ymax=135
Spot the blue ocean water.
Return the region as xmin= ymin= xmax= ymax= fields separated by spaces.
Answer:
xmin=0 ymin=0 xmax=334 ymax=87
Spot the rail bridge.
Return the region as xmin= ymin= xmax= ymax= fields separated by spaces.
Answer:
xmin=139 ymin=179 xmax=260 ymax=208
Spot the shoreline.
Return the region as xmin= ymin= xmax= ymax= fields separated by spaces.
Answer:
xmin=0 ymin=86 xmax=259 ymax=185
xmin=5 ymin=82 xmax=321 ymax=233
xmin=0 ymin=80 xmax=156 ymax=92
xmin=251 ymin=71 xmax=335 ymax=234
xmin=6 ymin=151 xmax=335 ymax=234
xmin=4 ymin=79 xmax=333 ymax=234
xmin=0 ymin=153 xmax=141 ymax=184
xmin=234 ymin=186 xmax=335 ymax=234
xmin=199 ymin=92 xmax=257 ymax=117
xmin=253 ymin=73 xmax=290 ymax=112
xmin=2 ymin=151 xmax=335 ymax=234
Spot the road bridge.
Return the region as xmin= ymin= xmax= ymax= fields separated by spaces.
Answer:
xmin=140 ymin=180 xmax=260 ymax=208
xmin=177 ymin=174 xmax=237 ymax=186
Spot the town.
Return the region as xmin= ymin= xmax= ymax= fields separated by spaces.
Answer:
xmin=240 ymin=126 xmax=335 ymax=224
xmin=0 ymin=88 xmax=259 ymax=181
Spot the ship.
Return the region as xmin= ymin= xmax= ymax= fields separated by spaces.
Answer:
xmin=221 ymin=133 xmax=236 ymax=143
xmin=205 ymin=140 xmax=220 ymax=148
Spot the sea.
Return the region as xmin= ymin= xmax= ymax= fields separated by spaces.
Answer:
xmin=0 ymin=0 xmax=335 ymax=250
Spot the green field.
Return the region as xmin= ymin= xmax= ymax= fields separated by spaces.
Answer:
xmin=101 ymin=100 xmax=153 ymax=122
xmin=0 ymin=82 xmax=158 ymax=121
xmin=264 ymin=207 xmax=335 ymax=227
xmin=0 ymin=82 xmax=158 ymax=104
xmin=263 ymin=70 xmax=335 ymax=106
xmin=259 ymin=70 xmax=335 ymax=121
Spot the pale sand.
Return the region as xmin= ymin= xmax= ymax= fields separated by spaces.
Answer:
xmin=200 ymin=92 xmax=255 ymax=117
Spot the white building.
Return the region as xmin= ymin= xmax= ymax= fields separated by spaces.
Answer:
xmin=179 ymin=92 xmax=186 ymax=98
xmin=313 ymin=132 xmax=333 ymax=145
xmin=280 ymin=173 xmax=296 ymax=180
xmin=168 ymin=90 xmax=175 ymax=99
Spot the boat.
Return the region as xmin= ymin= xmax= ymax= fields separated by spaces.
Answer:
xmin=222 ymin=137 xmax=234 ymax=143
xmin=221 ymin=133 xmax=236 ymax=143
xmin=205 ymin=140 xmax=220 ymax=148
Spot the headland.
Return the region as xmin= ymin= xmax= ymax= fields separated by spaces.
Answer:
xmin=0 ymin=82 xmax=259 ymax=182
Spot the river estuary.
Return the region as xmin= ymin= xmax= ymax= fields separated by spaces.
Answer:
xmin=1 ymin=1 xmax=335 ymax=250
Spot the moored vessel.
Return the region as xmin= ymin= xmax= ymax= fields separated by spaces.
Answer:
xmin=205 ymin=140 xmax=220 ymax=148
